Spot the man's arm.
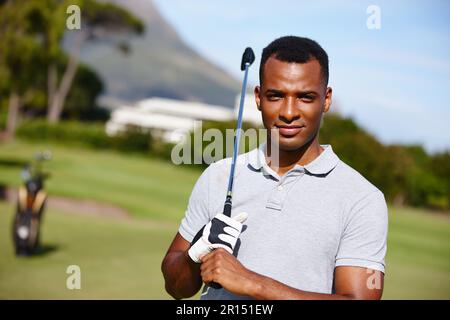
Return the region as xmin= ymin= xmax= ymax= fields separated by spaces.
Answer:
xmin=161 ymin=233 xmax=203 ymax=299
xmin=162 ymin=211 xmax=248 ymax=299
xmin=200 ymin=249 xmax=384 ymax=300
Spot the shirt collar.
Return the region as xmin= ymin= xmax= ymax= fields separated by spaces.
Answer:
xmin=248 ymin=143 xmax=340 ymax=176
xmin=248 ymin=142 xmax=267 ymax=171
xmin=303 ymin=144 xmax=340 ymax=175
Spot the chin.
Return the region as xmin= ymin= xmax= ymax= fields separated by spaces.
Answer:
xmin=275 ymin=137 xmax=308 ymax=152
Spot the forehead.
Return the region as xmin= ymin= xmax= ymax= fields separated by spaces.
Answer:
xmin=262 ymin=57 xmax=323 ymax=90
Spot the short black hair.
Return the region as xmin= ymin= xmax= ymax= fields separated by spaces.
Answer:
xmin=259 ymin=36 xmax=329 ymax=86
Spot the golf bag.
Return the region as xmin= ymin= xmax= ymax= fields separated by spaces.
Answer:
xmin=12 ymin=152 xmax=51 ymax=256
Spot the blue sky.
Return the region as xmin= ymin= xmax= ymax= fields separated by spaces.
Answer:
xmin=153 ymin=0 xmax=450 ymax=153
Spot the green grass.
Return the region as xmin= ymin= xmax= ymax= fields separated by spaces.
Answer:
xmin=383 ymin=207 xmax=450 ymax=299
xmin=0 ymin=139 xmax=449 ymax=299
xmin=0 ymin=140 xmax=200 ymax=221
xmin=0 ymin=200 xmax=178 ymax=299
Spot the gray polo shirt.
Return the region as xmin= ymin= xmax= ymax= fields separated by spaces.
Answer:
xmin=178 ymin=144 xmax=388 ymax=300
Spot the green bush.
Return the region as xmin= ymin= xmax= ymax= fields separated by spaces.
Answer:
xmin=320 ymin=113 xmax=449 ymax=211
xmin=17 ymin=120 xmax=111 ymax=149
xmin=16 ymin=120 xmax=153 ymax=154
xmin=0 ymin=108 xmax=7 ymax=131
xmin=110 ymin=126 xmax=153 ymax=153
xmin=14 ymin=116 xmax=450 ymax=211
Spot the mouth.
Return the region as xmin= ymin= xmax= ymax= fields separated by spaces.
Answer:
xmin=275 ymin=124 xmax=305 ymax=137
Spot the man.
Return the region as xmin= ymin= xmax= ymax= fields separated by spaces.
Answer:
xmin=161 ymin=36 xmax=388 ymax=300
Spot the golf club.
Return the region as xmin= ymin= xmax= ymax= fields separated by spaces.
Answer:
xmin=223 ymin=47 xmax=255 ymax=217
xmin=207 ymin=47 xmax=255 ymax=290
xmin=190 ymin=47 xmax=255 ymax=290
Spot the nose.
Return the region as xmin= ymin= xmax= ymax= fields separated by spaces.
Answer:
xmin=278 ymin=96 xmax=300 ymax=123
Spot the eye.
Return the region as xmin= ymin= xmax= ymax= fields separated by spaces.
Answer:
xmin=299 ymin=95 xmax=315 ymax=103
xmin=266 ymin=93 xmax=283 ymax=101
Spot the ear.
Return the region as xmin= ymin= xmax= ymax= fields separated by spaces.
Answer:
xmin=323 ymin=87 xmax=332 ymax=113
xmin=254 ymin=86 xmax=261 ymax=111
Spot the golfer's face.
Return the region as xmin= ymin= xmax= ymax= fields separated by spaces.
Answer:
xmin=256 ymin=57 xmax=330 ymax=152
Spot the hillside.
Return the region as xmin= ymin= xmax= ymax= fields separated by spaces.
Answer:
xmin=77 ymin=0 xmax=240 ymax=107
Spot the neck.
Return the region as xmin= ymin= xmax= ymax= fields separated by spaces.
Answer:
xmin=266 ymin=136 xmax=323 ymax=177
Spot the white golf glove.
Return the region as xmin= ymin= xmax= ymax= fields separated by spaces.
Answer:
xmin=188 ymin=212 xmax=248 ymax=263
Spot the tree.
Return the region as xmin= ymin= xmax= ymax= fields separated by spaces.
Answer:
xmin=0 ymin=0 xmax=47 ymax=138
xmin=44 ymin=0 xmax=144 ymax=123
xmin=0 ymin=0 xmax=144 ymax=138
xmin=430 ymin=152 xmax=450 ymax=210
xmin=21 ymin=62 xmax=107 ymax=122
xmin=61 ymin=63 xmax=107 ymax=121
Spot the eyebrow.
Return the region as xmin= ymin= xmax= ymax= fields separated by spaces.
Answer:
xmin=265 ymin=89 xmax=319 ymax=96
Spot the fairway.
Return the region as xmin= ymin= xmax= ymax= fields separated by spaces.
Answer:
xmin=0 ymin=140 xmax=449 ymax=299
xmin=0 ymin=140 xmax=200 ymax=221
xmin=0 ymin=200 xmax=177 ymax=299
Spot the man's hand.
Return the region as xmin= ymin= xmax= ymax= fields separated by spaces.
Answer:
xmin=200 ymin=248 xmax=259 ymax=296
xmin=188 ymin=212 xmax=248 ymax=263
xmin=200 ymin=249 xmax=384 ymax=300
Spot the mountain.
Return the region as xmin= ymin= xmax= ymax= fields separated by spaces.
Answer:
xmin=78 ymin=0 xmax=240 ymax=108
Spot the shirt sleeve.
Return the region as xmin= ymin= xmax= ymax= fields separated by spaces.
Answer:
xmin=178 ymin=164 xmax=213 ymax=243
xmin=335 ymin=190 xmax=388 ymax=273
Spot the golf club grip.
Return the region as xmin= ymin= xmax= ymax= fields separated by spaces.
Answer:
xmin=190 ymin=226 xmax=223 ymax=289
xmin=223 ymin=196 xmax=232 ymax=217
xmin=208 ymin=282 xmax=222 ymax=289
xmin=206 ymin=200 xmax=232 ymax=290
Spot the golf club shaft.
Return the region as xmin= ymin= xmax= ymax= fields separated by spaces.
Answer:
xmin=208 ymin=48 xmax=254 ymax=290
xmin=208 ymin=62 xmax=250 ymax=290
xmin=223 ymin=62 xmax=251 ymax=217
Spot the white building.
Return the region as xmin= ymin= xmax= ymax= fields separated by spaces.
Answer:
xmin=106 ymin=95 xmax=262 ymax=143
